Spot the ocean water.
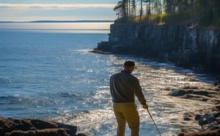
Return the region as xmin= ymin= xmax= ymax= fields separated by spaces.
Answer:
xmin=0 ymin=23 xmax=215 ymax=136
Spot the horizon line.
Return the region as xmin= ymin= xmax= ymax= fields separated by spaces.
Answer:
xmin=0 ymin=19 xmax=115 ymax=23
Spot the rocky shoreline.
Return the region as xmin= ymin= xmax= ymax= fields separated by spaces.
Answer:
xmin=93 ymin=22 xmax=220 ymax=135
xmin=91 ymin=49 xmax=220 ymax=136
xmin=0 ymin=117 xmax=86 ymax=136
xmin=1 ymin=79 xmax=219 ymax=136
xmin=172 ymin=82 xmax=220 ymax=135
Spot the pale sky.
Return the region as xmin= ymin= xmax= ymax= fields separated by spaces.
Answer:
xmin=0 ymin=0 xmax=119 ymax=21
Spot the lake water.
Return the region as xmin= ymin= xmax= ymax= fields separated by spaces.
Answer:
xmin=0 ymin=22 xmax=215 ymax=136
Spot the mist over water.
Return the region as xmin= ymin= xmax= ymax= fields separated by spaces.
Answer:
xmin=0 ymin=22 xmax=112 ymax=33
xmin=0 ymin=23 xmax=215 ymax=136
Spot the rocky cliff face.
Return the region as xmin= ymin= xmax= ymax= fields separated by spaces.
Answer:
xmin=96 ymin=23 xmax=220 ymax=74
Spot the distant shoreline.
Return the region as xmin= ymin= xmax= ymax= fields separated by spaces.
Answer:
xmin=0 ymin=20 xmax=114 ymax=23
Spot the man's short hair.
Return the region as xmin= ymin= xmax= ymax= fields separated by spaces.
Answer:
xmin=124 ymin=60 xmax=135 ymax=67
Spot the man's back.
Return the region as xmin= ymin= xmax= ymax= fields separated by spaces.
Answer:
xmin=110 ymin=70 xmax=146 ymax=105
xmin=110 ymin=70 xmax=138 ymax=103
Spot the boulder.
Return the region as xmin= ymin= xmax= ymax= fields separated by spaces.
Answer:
xmin=0 ymin=116 xmax=85 ymax=136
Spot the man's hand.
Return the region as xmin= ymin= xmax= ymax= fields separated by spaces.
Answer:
xmin=142 ymin=104 xmax=148 ymax=110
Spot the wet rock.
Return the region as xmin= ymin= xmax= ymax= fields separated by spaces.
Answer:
xmin=183 ymin=117 xmax=192 ymax=121
xmin=169 ymin=90 xmax=188 ymax=96
xmin=197 ymin=111 xmax=220 ymax=130
xmin=5 ymin=128 xmax=69 ymax=136
xmin=178 ymin=104 xmax=220 ymax=136
xmin=191 ymin=91 xmax=209 ymax=96
xmin=199 ymin=114 xmax=216 ymax=127
xmin=184 ymin=112 xmax=195 ymax=121
xmin=0 ymin=116 xmax=85 ymax=136
xmin=170 ymin=89 xmax=210 ymax=98
xmin=178 ymin=129 xmax=220 ymax=136
xmin=184 ymin=94 xmax=209 ymax=102
xmin=168 ymin=84 xmax=220 ymax=135
xmin=30 ymin=119 xmax=58 ymax=129
xmin=195 ymin=115 xmax=202 ymax=121
xmin=182 ymin=86 xmax=198 ymax=89
xmin=95 ymin=41 xmax=111 ymax=52
xmin=89 ymin=49 xmax=110 ymax=55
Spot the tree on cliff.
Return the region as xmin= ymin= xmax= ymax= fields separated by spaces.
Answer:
xmin=139 ymin=0 xmax=144 ymax=21
xmin=114 ymin=0 xmax=127 ymax=19
xmin=151 ymin=0 xmax=163 ymax=14
xmin=131 ymin=0 xmax=136 ymax=17
xmin=114 ymin=0 xmax=220 ymax=27
xmin=114 ymin=0 xmax=163 ymax=22
xmin=163 ymin=0 xmax=220 ymax=26
xmin=114 ymin=0 xmax=138 ymax=21
xmin=143 ymin=0 xmax=152 ymax=19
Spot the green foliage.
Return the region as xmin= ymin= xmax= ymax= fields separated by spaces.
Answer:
xmin=159 ymin=14 xmax=167 ymax=23
xmin=149 ymin=14 xmax=160 ymax=23
xmin=114 ymin=0 xmax=127 ymax=18
xmin=163 ymin=12 xmax=192 ymax=24
xmin=163 ymin=0 xmax=220 ymax=28
xmin=113 ymin=0 xmax=220 ymax=28
xmin=199 ymin=9 xmax=214 ymax=26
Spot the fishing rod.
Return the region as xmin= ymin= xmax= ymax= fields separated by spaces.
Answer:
xmin=146 ymin=109 xmax=162 ymax=136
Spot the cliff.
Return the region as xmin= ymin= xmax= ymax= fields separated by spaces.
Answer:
xmin=93 ymin=22 xmax=220 ymax=135
xmin=95 ymin=22 xmax=220 ymax=75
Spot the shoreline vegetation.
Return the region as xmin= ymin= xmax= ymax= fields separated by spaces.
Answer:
xmin=113 ymin=0 xmax=220 ymax=29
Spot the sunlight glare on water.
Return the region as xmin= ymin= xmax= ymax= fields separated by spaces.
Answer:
xmin=50 ymin=55 xmax=215 ymax=136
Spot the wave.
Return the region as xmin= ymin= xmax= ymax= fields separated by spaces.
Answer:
xmin=49 ymin=109 xmax=117 ymax=136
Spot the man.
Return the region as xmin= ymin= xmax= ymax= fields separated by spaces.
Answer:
xmin=110 ymin=60 xmax=148 ymax=136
